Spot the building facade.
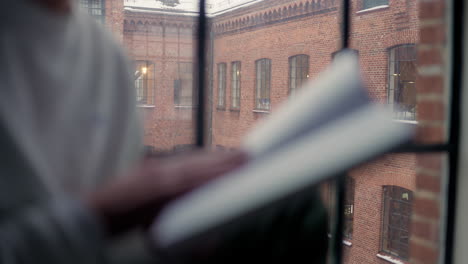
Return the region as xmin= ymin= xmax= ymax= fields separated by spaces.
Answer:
xmin=78 ymin=0 xmax=446 ymax=263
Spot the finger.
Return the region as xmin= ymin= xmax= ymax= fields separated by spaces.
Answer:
xmin=179 ymin=150 xmax=249 ymax=183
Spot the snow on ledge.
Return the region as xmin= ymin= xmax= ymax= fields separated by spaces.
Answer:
xmin=124 ymin=6 xmax=199 ymax=16
xmin=356 ymin=5 xmax=389 ymax=14
xmin=376 ymin=253 xmax=405 ymax=264
xmin=393 ymin=119 xmax=418 ymax=125
xmin=124 ymin=0 xmax=264 ymax=17
xmin=343 ymin=240 xmax=352 ymax=247
xmin=137 ymin=104 xmax=156 ymax=108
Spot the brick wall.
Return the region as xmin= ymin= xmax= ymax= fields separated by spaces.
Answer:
xmin=105 ymin=0 xmax=124 ymax=42
xmin=122 ymin=12 xmax=197 ymax=151
xmin=211 ymin=0 xmax=341 ymax=147
xmin=411 ymin=0 xmax=448 ymax=264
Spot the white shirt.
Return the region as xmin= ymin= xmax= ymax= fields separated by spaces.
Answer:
xmin=0 ymin=1 xmax=145 ymax=263
xmin=0 ymin=0 xmax=142 ymax=195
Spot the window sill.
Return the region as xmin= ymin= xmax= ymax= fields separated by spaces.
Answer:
xmin=216 ymin=107 xmax=226 ymax=111
xmin=175 ymin=105 xmax=196 ymax=109
xmin=393 ymin=119 xmax=418 ymax=125
xmin=137 ymin=104 xmax=155 ymax=108
xmin=230 ymin=108 xmax=240 ymax=112
xmin=356 ymin=5 xmax=389 ymax=15
xmin=253 ymin=109 xmax=270 ymax=114
xmin=376 ymin=253 xmax=406 ymax=264
xmin=326 ymin=234 xmax=353 ymax=247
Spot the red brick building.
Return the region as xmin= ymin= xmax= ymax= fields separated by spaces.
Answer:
xmin=79 ymin=0 xmax=448 ymax=263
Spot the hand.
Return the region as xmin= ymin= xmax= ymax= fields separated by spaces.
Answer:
xmin=86 ymin=149 xmax=248 ymax=237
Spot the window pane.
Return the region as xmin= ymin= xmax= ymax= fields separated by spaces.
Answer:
xmin=211 ymin=0 xmax=339 ymax=149
xmin=231 ymin=61 xmax=241 ymax=109
xmin=78 ymin=0 xmax=104 ymax=23
xmin=134 ymin=61 xmax=155 ymax=105
xmin=351 ymin=0 xmax=448 ymax=145
xmin=382 ymin=186 xmax=413 ymax=259
xmin=105 ymin=0 xmax=198 ymax=152
xmin=96 ymin=0 xmax=450 ymax=262
xmin=345 ymin=0 xmax=450 ymax=263
xmin=340 ymin=153 xmax=447 ymax=264
xmin=289 ymin=54 xmax=310 ymax=96
xmin=388 ymin=45 xmax=417 ymax=121
xmin=217 ymin=63 xmax=226 ymax=108
xmin=362 ymin=0 xmax=389 ymax=10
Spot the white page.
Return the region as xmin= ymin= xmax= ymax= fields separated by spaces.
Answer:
xmin=151 ymin=104 xmax=413 ymax=250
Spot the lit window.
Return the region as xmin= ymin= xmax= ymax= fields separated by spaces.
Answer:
xmin=134 ymin=61 xmax=155 ymax=105
xmin=361 ymin=0 xmax=389 ymax=10
xmin=174 ymin=62 xmax=194 ymax=106
xmin=255 ymin=58 xmax=271 ymax=110
xmin=79 ymin=0 xmax=105 ymax=23
xmin=217 ymin=63 xmax=227 ymax=109
xmin=231 ymin=61 xmax=241 ymax=109
xmin=388 ymin=44 xmax=417 ymax=121
xmin=381 ymin=186 xmax=413 ymax=260
xmin=289 ymin=55 xmax=309 ymax=96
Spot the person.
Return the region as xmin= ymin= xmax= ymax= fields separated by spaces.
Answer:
xmin=0 ymin=0 xmax=328 ymax=263
xmin=0 ymin=0 xmax=247 ymax=263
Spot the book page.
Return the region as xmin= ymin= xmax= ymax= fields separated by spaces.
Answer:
xmin=243 ymin=51 xmax=368 ymax=157
xmin=151 ymin=104 xmax=413 ymax=251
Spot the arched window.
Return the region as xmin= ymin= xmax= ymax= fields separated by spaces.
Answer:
xmin=289 ymin=54 xmax=310 ymax=96
xmin=381 ymin=186 xmax=413 ymax=260
xmin=388 ymin=44 xmax=417 ymax=120
xmin=79 ymin=0 xmax=105 ymax=23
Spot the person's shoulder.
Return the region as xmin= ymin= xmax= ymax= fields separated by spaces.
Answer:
xmin=73 ymin=9 xmax=127 ymax=61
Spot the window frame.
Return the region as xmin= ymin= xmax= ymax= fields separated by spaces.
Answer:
xmin=78 ymin=0 xmax=106 ymax=23
xmin=134 ymin=60 xmax=155 ymax=106
xmin=288 ymin=54 xmax=310 ymax=97
xmin=174 ymin=62 xmax=195 ymax=107
xmin=217 ymin=63 xmax=227 ymax=109
xmin=360 ymin=0 xmax=389 ymax=11
xmin=343 ymin=176 xmax=355 ymax=240
xmin=254 ymin=58 xmax=272 ymax=111
xmin=231 ymin=61 xmax=242 ymax=110
xmin=380 ymin=185 xmax=413 ymax=260
xmin=387 ymin=44 xmax=418 ymax=121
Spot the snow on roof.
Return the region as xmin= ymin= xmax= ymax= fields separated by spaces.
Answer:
xmin=124 ymin=0 xmax=264 ymax=17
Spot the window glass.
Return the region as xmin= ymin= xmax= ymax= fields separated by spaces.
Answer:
xmin=134 ymin=61 xmax=155 ymax=105
xmin=231 ymin=61 xmax=241 ymax=109
xmin=120 ymin=0 xmax=198 ymax=152
xmin=175 ymin=62 xmax=194 ymax=107
xmin=98 ymin=0 xmax=451 ymax=263
xmin=344 ymin=176 xmax=355 ymax=240
xmin=289 ymin=55 xmax=309 ymax=97
xmin=388 ymin=45 xmax=417 ymax=121
xmin=217 ymin=63 xmax=226 ymax=108
xmin=255 ymin=59 xmax=271 ymax=110
xmin=381 ymin=186 xmax=413 ymax=260
xmin=361 ymin=0 xmax=389 ymax=10
xmin=79 ymin=0 xmax=105 ymax=23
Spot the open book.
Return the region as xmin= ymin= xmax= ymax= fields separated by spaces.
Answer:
xmin=150 ymin=50 xmax=414 ymax=256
